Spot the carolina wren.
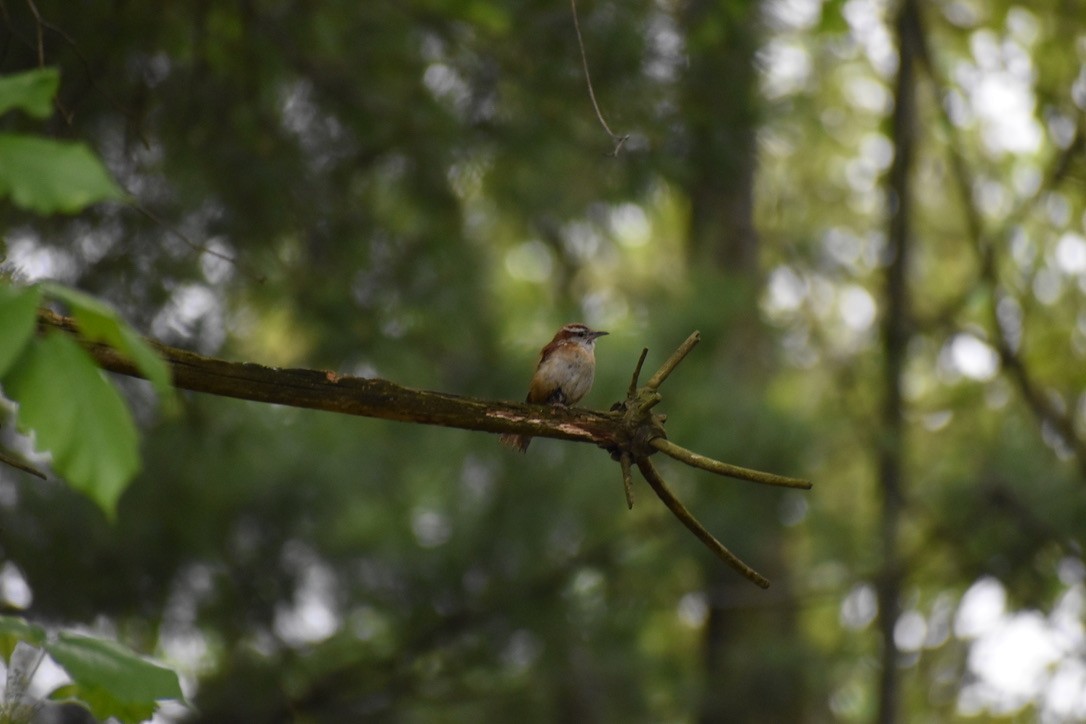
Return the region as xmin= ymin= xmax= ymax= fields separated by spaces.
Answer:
xmin=499 ymin=323 xmax=608 ymax=452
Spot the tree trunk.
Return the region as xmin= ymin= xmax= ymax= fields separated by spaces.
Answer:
xmin=679 ymin=1 xmax=807 ymax=721
xmin=877 ymin=1 xmax=921 ymax=721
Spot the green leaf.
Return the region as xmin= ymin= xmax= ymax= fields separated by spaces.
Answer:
xmin=0 ymin=283 xmax=41 ymax=377
xmin=0 ymin=615 xmax=46 ymax=663
xmin=49 ymin=683 xmax=159 ymax=724
xmin=40 ymin=282 xmax=176 ymax=407
xmin=4 ymin=332 xmax=139 ymax=517
xmin=46 ymin=633 xmax=183 ymax=706
xmin=0 ymin=68 xmax=59 ymax=119
xmin=0 ymin=134 xmax=124 ymax=214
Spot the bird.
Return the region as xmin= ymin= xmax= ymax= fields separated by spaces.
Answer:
xmin=499 ymin=322 xmax=608 ymax=452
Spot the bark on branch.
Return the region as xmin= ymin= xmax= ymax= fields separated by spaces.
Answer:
xmin=37 ymin=309 xmax=618 ymax=444
xmin=38 ymin=310 xmax=810 ymax=587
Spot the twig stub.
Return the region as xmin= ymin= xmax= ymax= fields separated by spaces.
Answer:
xmin=627 ymin=347 xmax=649 ymax=397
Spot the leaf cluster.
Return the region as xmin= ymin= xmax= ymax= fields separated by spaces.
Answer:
xmin=0 ymin=615 xmax=183 ymax=724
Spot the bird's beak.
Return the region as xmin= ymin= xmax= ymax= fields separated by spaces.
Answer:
xmin=590 ymin=330 xmax=609 ymax=340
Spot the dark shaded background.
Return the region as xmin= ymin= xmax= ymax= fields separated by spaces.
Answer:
xmin=2 ymin=0 xmax=1085 ymax=721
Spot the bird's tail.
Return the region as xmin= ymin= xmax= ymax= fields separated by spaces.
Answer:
xmin=498 ymin=433 xmax=531 ymax=452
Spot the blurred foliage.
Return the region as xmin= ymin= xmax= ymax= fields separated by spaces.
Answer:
xmin=0 ymin=615 xmax=182 ymax=723
xmin=0 ymin=67 xmax=121 ymax=214
xmin=0 ymin=0 xmax=1084 ymax=722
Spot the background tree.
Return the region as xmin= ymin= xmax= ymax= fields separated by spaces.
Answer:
xmin=1 ymin=0 xmax=1085 ymax=721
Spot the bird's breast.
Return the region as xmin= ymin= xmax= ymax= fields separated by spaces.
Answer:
xmin=530 ymin=346 xmax=595 ymax=404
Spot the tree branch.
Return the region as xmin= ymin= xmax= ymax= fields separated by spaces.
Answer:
xmin=39 ymin=309 xmax=809 ymax=587
xmin=37 ymin=309 xmax=618 ymax=445
xmin=645 ymin=331 xmax=700 ymax=390
xmin=604 ymin=333 xmax=811 ymax=587
xmin=637 ymin=458 xmax=770 ymax=589
xmin=650 ymin=438 xmax=811 ymax=490
xmin=619 ymin=452 xmax=634 ymax=509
